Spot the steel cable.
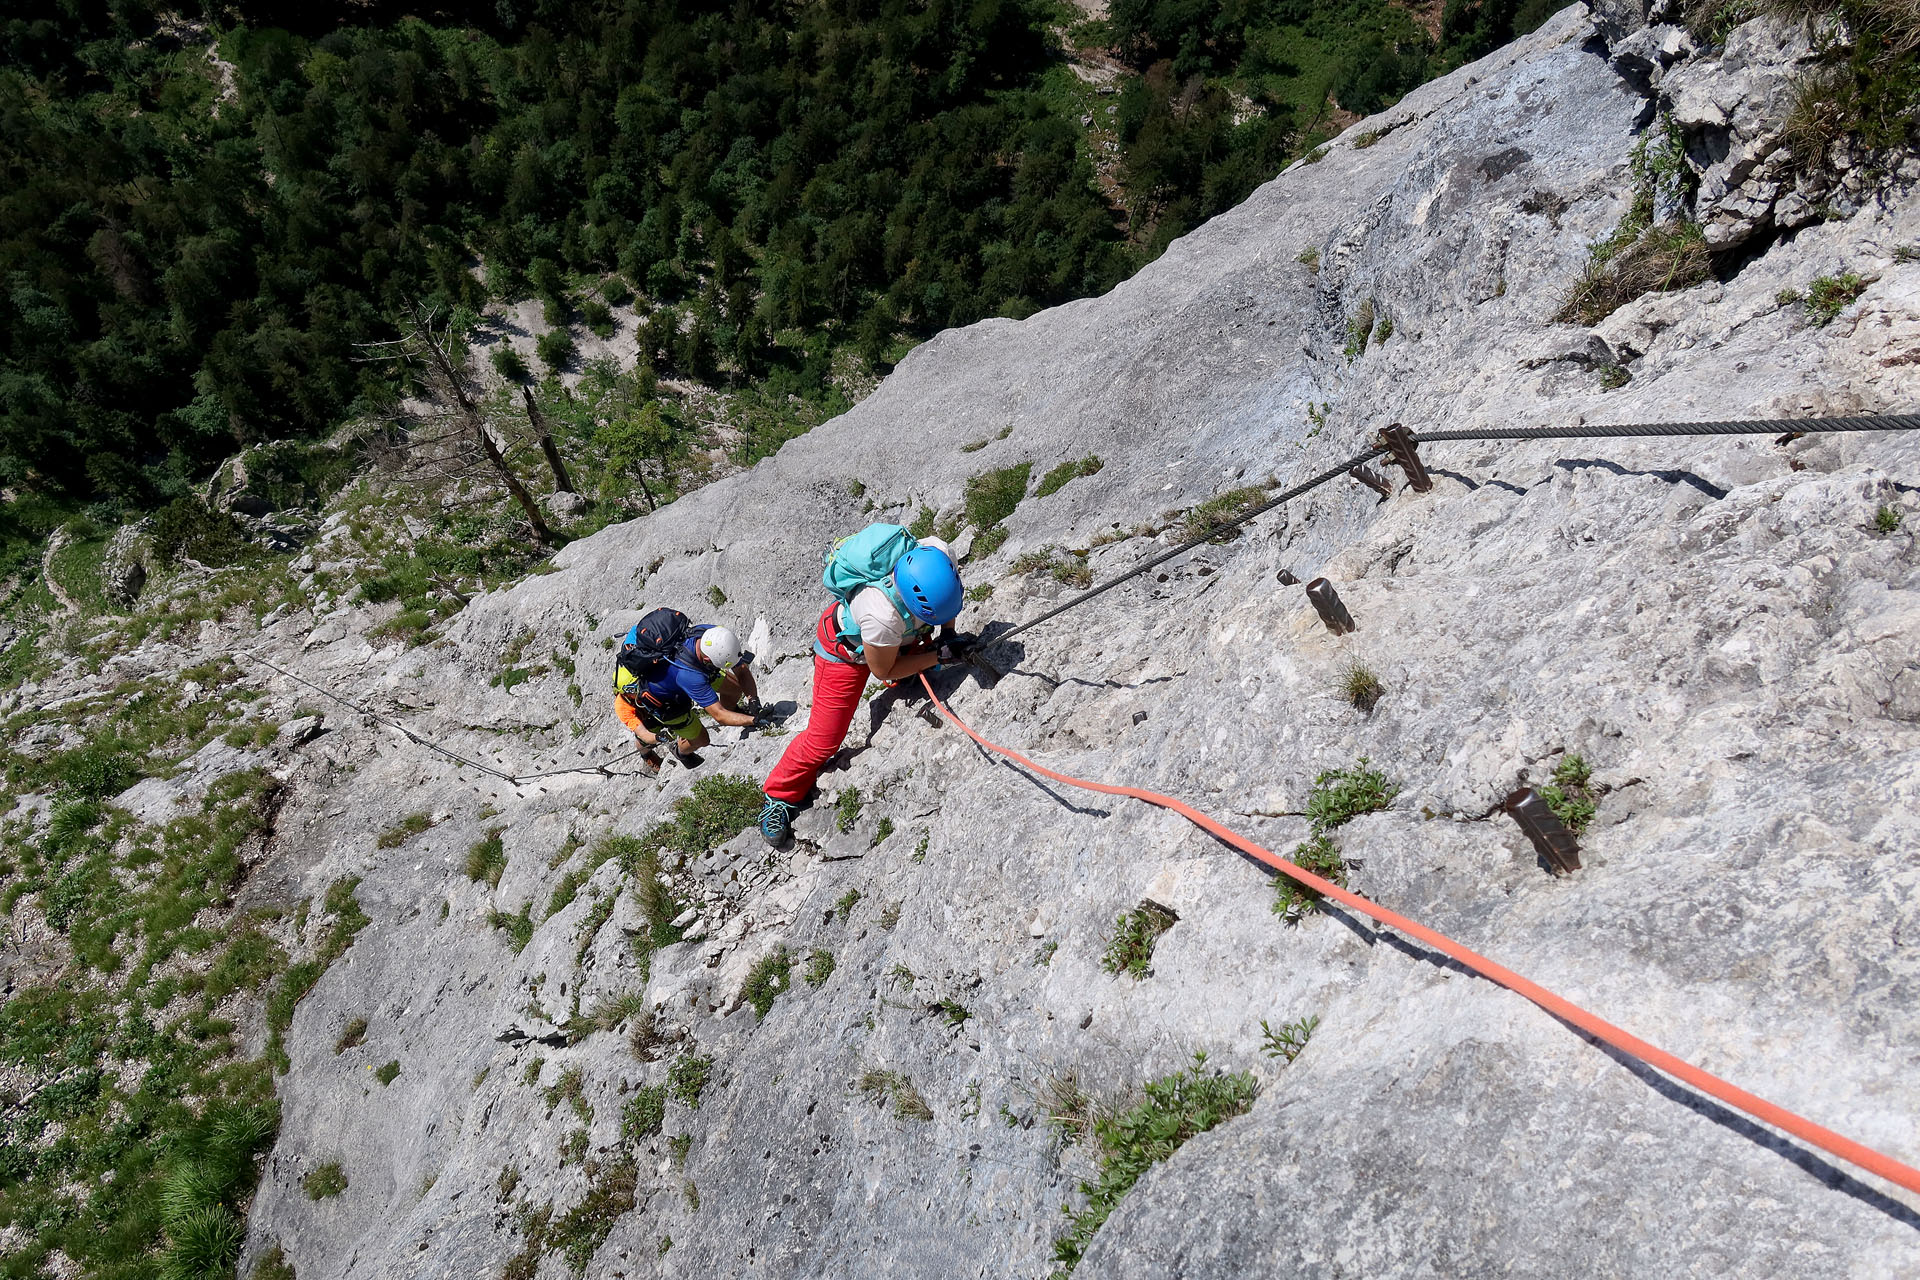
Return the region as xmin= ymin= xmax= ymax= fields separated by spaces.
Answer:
xmin=985 ymin=413 xmax=1919 ymax=650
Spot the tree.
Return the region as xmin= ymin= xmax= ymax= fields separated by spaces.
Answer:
xmin=360 ymin=305 xmax=553 ymax=545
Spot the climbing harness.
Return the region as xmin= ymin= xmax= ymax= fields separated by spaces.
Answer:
xmin=237 ymin=650 xmax=653 ymax=786
xmin=988 ymin=412 xmax=1920 ymax=649
xmin=916 ymin=672 xmax=1920 ymax=1198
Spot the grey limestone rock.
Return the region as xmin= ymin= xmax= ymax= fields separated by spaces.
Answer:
xmin=218 ymin=6 xmax=1920 ymax=1280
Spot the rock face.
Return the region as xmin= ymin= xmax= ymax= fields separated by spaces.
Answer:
xmin=218 ymin=7 xmax=1919 ymax=1279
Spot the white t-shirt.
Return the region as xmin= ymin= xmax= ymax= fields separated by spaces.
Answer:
xmin=846 ymin=537 xmax=951 ymax=649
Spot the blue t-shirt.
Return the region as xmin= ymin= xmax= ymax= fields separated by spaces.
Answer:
xmin=645 ymin=625 xmax=719 ymax=709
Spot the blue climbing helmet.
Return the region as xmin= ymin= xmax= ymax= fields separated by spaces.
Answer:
xmin=892 ymin=545 xmax=963 ymax=624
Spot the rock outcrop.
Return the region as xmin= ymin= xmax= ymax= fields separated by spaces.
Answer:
xmin=54 ymin=5 xmax=1915 ymax=1277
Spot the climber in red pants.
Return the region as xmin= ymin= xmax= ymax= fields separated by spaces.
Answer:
xmin=760 ymin=531 xmax=968 ymax=845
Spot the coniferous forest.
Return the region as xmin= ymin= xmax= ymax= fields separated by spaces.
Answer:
xmin=2 ymin=0 xmax=1566 ymax=528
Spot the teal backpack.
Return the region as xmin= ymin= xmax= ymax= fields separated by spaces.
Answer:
xmin=822 ymin=523 xmax=918 ymax=653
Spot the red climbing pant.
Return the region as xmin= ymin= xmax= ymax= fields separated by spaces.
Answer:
xmin=762 ymin=605 xmax=869 ymax=804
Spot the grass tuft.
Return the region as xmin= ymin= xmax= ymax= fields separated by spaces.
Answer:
xmin=1338 ymin=661 xmax=1384 ymax=713
xmin=1183 ymin=486 xmax=1269 ymax=544
xmin=1875 ymin=504 xmax=1904 ymax=533
xmin=466 ymin=828 xmax=507 ymax=887
xmin=376 ymin=811 xmax=433 ymax=849
xmin=1035 ymin=456 xmax=1104 ymax=498
xmin=303 ymin=1162 xmax=348 ymax=1200
xmin=859 ymin=1068 xmax=933 ymax=1121
xmin=964 ymin=463 xmax=1031 ymax=529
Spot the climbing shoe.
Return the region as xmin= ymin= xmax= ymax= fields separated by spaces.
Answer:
xmin=759 ymin=795 xmax=795 ymax=847
xmin=637 ymin=749 xmax=663 ymax=777
xmin=673 ymin=745 xmax=704 ymax=769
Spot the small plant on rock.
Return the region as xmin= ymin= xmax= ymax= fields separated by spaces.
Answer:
xmin=621 ymin=1086 xmax=668 ymax=1140
xmin=804 ymin=948 xmax=836 ymax=987
xmin=740 ymin=946 xmax=792 ymax=1019
xmin=1539 ymin=754 xmax=1598 ymax=835
xmin=1805 ymin=272 xmax=1867 ymax=325
xmin=835 ymin=787 xmax=863 ymax=833
xmin=1272 ymin=833 xmax=1347 ymax=923
xmin=1260 ymin=1014 xmax=1320 ymax=1063
xmin=1875 ymin=504 xmax=1904 ymax=533
xmin=1050 ymin=1053 xmax=1257 ymax=1273
xmin=833 ymin=888 xmax=862 ymax=921
xmin=668 ymin=1053 xmax=713 ymax=1110
xmin=375 ymin=1060 xmax=401 ymax=1086
xmin=1100 ymin=902 xmax=1177 ymax=978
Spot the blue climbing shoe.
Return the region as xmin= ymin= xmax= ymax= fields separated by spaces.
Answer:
xmin=759 ymin=795 xmax=795 ymax=847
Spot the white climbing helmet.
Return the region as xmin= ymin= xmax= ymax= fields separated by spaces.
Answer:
xmin=695 ymin=626 xmax=743 ymax=672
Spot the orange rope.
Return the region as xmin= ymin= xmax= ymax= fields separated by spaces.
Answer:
xmin=919 ymin=674 xmax=1920 ymax=1198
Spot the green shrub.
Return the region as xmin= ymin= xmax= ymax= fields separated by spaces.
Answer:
xmin=1051 ymin=1053 xmax=1256 ymax=1272
xmin=1876 ymin=504 xmax=1904 ymax=533
xmin=740 ymin=946 xmax=791 ymax=1019
xmin=964 ymin=463 xmax=1031 ymax=528
xmin=375 ymin=1059 xmax=401 ymax=1086
xmin=537 ymin=328 xmax=577 ymax=372
xmin=833 ymin=889 xmax=861 ymax=921
xmin=908 ymin=506 xmax=937 ymax=537
xmin=581 ymin=298 xmax=616 ymax=337
xmin=491 ymin=347 xmax=531 ymax=383
xmin=1035 ymin=455 xmax=1104 ymax=497
xmin=149 ymin=498 xmax=249 ymax=567
xmin=1100 ymin=903 xmax=1177 ymax=978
